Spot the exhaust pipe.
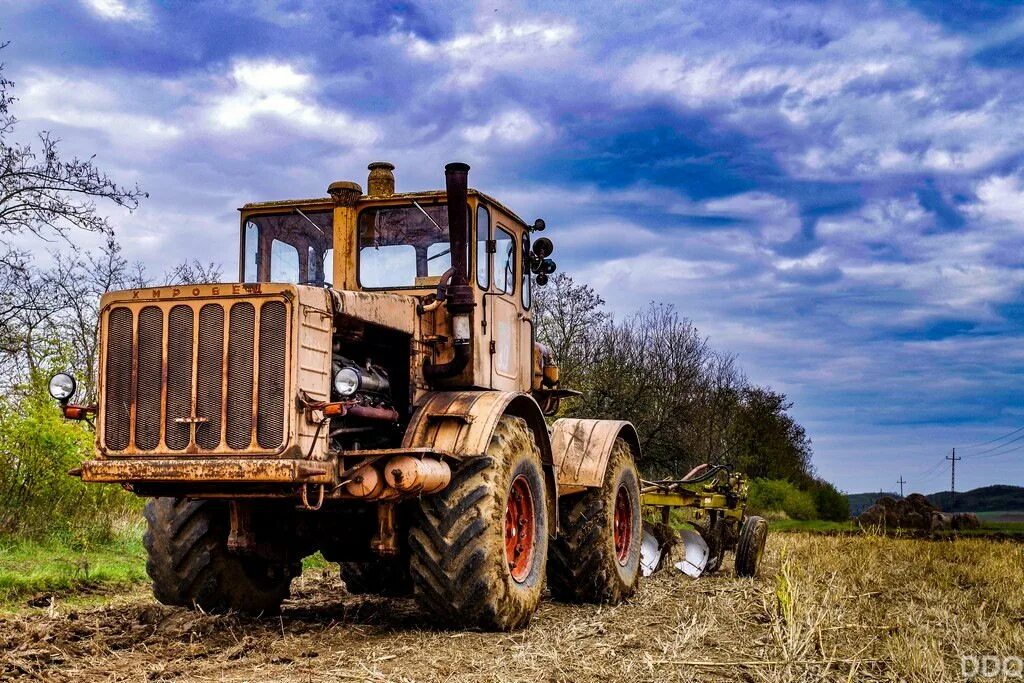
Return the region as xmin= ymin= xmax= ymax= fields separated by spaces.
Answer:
xmin=424 ymin=162 xmax=474 ymax=381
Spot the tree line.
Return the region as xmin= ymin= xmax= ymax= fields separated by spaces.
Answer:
xmin=533 ymin=273 xmax=847 ymax=519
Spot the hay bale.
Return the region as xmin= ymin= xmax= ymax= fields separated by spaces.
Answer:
xmin=952 ymin=512 xmax=981 ymax=530
xmin=857 ymin=493 xmax=941 ymax=530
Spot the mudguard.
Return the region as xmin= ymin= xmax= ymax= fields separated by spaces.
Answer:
xmin=549 ymin=419 xmax=641 ymax=493
xmin=402 ymin=391 xmax=557 ymax=533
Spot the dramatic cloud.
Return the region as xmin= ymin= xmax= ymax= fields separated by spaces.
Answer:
xmin=3 ymin=0 xmax=1023 ymax=492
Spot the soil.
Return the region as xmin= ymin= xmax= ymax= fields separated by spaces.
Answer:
xmin=1 ymin=557 xmax=771 ymax=682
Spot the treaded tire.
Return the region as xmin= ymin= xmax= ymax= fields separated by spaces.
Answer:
xmin=735 ymin=515 xmax=768 ymax=578
xmin=143 ymin=498 xmax=295 ymax=615
xmin=339 ymin=559 xmax=412 ymax=597
xmin=408 ymin=415 xmax=548 ymax=631
xmin=548 ymin=438 xmax=642 ymax=603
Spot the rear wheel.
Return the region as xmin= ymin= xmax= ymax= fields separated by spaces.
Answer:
xmin=548 ymin=438 xmax=642 ymax=603
xmin=143 ymin=497 xmax=296 ymax=615
xmin=735 ymin=515 xmax=768 ymax=577
xmin=408 ymin=415 xmax=548 ymax=631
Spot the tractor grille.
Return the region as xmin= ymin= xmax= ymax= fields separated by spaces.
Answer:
xmin=100 ymin=298 xmax=289 ymax=454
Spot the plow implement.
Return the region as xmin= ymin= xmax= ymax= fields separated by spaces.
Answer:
xmin=639 ymin=464 xmax=767 ymax=578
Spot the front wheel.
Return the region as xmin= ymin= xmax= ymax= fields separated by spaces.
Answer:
xmin=735 ymin=515 xmax=768 ymax=577
xmin=408 ymin=415 xmax=548 ymax=631
xmin=142 ymin=498 xmax=296 ymax=615
xmin=548 ymin=438 xmax=642 ymax=603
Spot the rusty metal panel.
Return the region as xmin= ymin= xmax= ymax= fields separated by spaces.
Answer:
xmin=225 ymin=302 xmax=255 ymax=449
xmin=134 ymin=306 xmax=163 ymax=450
xmin=102 ymin=307 xmax=133 ymax=451
xmin=330 ymin=289 xmax=418 ymax=335
xmin=402 ymin=391 xmax=553 ymax=465
xmin=550 ymin=418 xmax=640 ymax=489
xmin=80 ymin=458 xmax=332 ymax=484
xmin=294 ymin=286 xmax=332 ymax=460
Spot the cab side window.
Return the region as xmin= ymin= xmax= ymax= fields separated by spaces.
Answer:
xmin=495 ymin=227 xmax=515 ymax=294
xmin=476 ymin=206 xmax=490 ymax=290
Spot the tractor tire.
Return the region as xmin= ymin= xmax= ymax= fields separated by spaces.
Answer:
xmin=735 ymin=515 xmax=768 ymax=578
xmin=143 ymin=497 xmax=296 ymax=615
xmin=339 ymin=559 xmax=412 ymax=597
xmin=408 ymin=415 xmax=548 ymax=631
xmin=548 ymin=438 xmax=642 ymax=603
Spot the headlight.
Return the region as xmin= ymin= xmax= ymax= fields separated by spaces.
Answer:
xmin=334 ymin=367 xmax=360 ymax=397
xmin=48 ymin=373 xmax=77 ymax=402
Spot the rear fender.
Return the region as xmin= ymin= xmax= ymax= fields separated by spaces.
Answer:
xmin=550 ymin=419 xmax=641 ymax=493
xmin=402 ymin=391 xmax=557 ymax=535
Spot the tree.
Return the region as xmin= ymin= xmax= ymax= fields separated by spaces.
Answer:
xmin=0 ymin=44 xmax=146 ymax=241
xmin=532 ymin=273 xmax=607 ymax=388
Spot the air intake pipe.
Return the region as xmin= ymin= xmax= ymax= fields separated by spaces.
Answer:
xmin=424 ymin=162 xmax=474 ymax=381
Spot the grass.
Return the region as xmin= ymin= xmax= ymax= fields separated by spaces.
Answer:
xmin=0 ymin=529 xmax=331 ymax=610
xmin=0 ymin=532 xmax=147 ymax=606
xmin=769 ymin=518 xmax=855 ymax=533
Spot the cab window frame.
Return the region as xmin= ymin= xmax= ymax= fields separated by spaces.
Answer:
xmin=476 ymin=204 xmax=491 ymax=291
xmin=494 ymin=225 xmax=516 ymax=296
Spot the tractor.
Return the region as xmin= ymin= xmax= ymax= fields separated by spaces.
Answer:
xmin=51 ymin=161 xmax=765 ymax=631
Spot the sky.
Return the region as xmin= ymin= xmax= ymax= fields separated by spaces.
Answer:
xmin=3 ymin=0 xmax=1024 ymax=493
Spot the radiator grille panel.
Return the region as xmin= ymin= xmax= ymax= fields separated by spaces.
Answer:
xmin=103 ymin=308 xmax=133 ymax=451
xmin=100 ymin=297 xmax=288 ymax=454
xmin=225 ymin=302 xmax=256 ymax=450
xmin=134 ymin=307 xmax=164 ymax=450
xmin=164 ymin=305 xmax=195 ymax=451
xmin=195 ymin=304 xmax=224 ymax=450
xmin=257 ymin=301 xmax=287 ymax=448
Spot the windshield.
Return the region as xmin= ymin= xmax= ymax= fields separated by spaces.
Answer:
xmin=242 ymin=210 xmax=333 ymax=285
xmin=358 ymin=203 xmax=464 ymax=288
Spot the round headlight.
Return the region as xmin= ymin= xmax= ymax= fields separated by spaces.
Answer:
xmin=334 ymin=367 xmax=360 ymax=397
xmin=48 ymin=373 xmax=77 ymax=401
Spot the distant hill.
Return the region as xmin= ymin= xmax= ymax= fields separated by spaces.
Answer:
xmin=846 ymin=485 xmax=1024 ymax=515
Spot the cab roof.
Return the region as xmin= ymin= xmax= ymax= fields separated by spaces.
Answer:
xmin=240 ymin=189 xmax=528 ymax=229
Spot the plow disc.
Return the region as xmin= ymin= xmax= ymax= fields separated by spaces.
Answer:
xmin=639 ymin=465 xmax=765 ymax=579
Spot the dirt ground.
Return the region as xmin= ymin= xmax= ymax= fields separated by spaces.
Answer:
xmin=3 ymin=533 xmax=1022 ymax=683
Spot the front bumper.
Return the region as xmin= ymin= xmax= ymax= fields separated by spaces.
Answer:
xmin=75 ymin=458 xmax=334 ymax=484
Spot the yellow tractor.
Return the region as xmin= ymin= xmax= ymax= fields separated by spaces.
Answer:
xmin=51 ymin=162 xmax=764 ymax=630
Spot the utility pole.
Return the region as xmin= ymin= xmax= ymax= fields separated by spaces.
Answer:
xmin=946 ymin=449 xmax=962 ymax=509
xmin=897 ymin=476 xmax=907 ymax=498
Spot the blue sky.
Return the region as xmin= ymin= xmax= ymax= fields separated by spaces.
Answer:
xmin=4 ymin=0 xmax=1024 ymax=493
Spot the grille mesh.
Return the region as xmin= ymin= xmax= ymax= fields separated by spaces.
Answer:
xmin=101 ymin=297 xmax=287 ymax=453
xmin=195 ymin=304 xmax=224 ymax=450
xmin=134 ymin=307 xmax=164 ymax=450
xmin=257 ymin=301 xmax=287 ymax=448
xmin=103 ymin=308 xmax=133 ymax=451
xmin=164 ymin=305 xmax=195 ymax=450
xmin=225 ymin=302 xmax=255 ymax=449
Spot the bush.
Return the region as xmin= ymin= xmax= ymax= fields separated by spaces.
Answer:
xmin=808 ymin=478 xmax=850 ymax=521
xmin=749 ymin=478 xmax=819 ymax=521
xmin=0 ymin=370 xmax=140 ymax=543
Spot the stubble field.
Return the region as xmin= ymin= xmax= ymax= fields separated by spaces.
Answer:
xmin=3 ymin=532 xmax=1022 ymax=682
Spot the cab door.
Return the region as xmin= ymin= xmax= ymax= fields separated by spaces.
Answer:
xmin=489 ymin=224 xmax=521 ymax=391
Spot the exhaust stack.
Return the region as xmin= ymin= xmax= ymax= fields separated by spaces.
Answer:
xmin=424 ymin=162 xmax=475 ymax=382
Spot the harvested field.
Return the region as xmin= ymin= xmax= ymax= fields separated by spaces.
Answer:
xmin=3 ymin=532 xmax=1022 ymax=682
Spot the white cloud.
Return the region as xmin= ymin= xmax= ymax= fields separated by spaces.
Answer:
xmin=463 ymin=110 xmax=544 ymax=146
xmin=80 ymin=0 xmax=149 ymax=23
xmin=204 ymin=59 xmax=379 ymax=146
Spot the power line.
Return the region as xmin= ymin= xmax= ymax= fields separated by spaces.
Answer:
xmin=963 ymin=431 xmax=1024 ymax=458
xmin=957 ymin=424 xmax=1024 ymax=451
xmin=897 ymin=476 xmax=907 ymax=497
xmin=964 ymin=440 xmax=1024 ymax=460
xmin=947 ymin=449 xmax=962 ymax=508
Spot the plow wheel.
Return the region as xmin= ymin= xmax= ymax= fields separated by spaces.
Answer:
xmin=143 ymin=498 xmax=296 ymax=615
xmin=548 ymin=438 xmax=642 ymax=603
xmin=408 ymin=415 xmax=547 ymax=631
xmin=735 ymin=515 xmax=768 ymax=577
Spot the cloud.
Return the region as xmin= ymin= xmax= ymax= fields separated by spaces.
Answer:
xmin=80 ymin=0 xmax=149 ymax=23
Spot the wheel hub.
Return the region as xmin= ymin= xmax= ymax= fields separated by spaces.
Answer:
xmin=614 ymin=484 xmax=633 ymax=565
xmin=504 ymin=475 xmax=536 ymax=583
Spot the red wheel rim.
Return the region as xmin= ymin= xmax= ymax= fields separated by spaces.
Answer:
xmin=613 ymin=484 xmax=633 ymax=565
xmin=504 ymin=474 xmax=536 ymax=583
